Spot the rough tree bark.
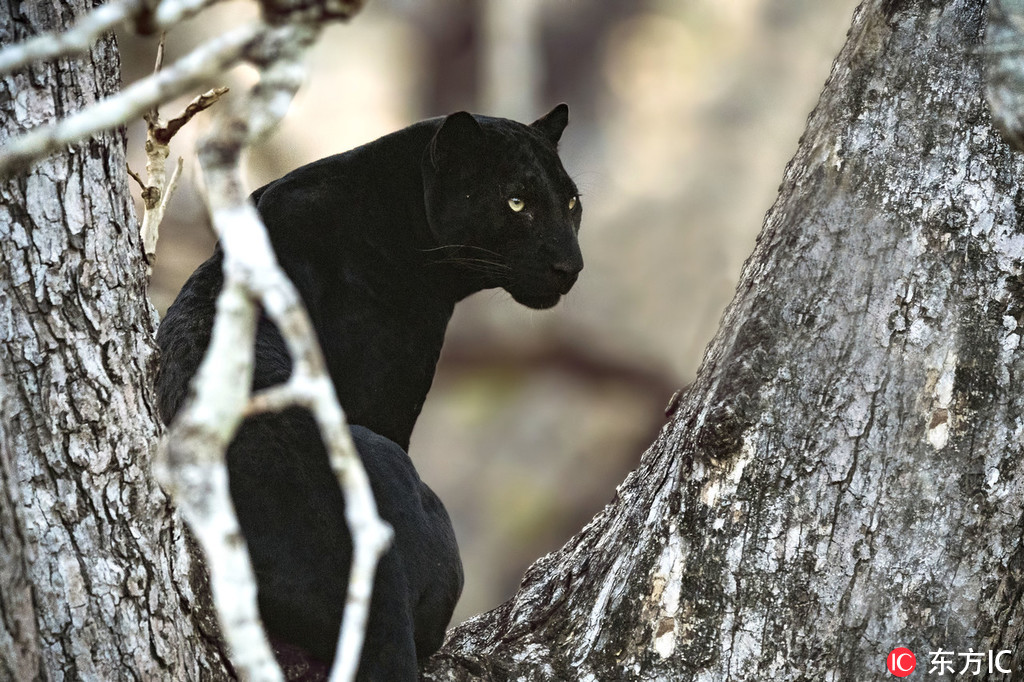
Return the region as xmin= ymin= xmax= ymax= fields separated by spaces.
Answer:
xmin=0 ymin=2 xmax=231 ymax=679
xmin=424 ymin=0 xmax=1024 ymax=679
xmin=7 ymin=0 xmax=1024 ymax=680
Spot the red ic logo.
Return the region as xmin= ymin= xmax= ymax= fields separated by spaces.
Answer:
xmin=887 ymin=648 xmax=916 ymax=677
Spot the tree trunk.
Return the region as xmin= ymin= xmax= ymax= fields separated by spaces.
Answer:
xmin=0 ymin=3 xmax=231 ymax=680
xmin=425 ymin=0 xmax=1024 ymax=679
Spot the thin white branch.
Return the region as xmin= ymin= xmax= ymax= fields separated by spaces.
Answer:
xmin=208 ymin=30 xmax=393 ymax=680
xmin=253 ymin=279 xmax=394 ymax=682
xmin=142 ymin=132 xmax=169 ymax=206
xmin=0 ymin=22 xmax=262 ymax=177
xmin=156 ymin=268 xmax=277 ymax=679
xmin=246 ymin=382 xmax=302 ymax=416
xmin=0 ymin=0 xmax=219 ymax=78
xmin=153 ymin=0 xmax=221 ymax=27
xmin=139 ymin=87 xmax=227 ymax=268
xmin=162 ymin=156 xmax=184 ymax=212
xmin=158 ymin=16 xmax=387 ymax=682
xmin=140 ymin=155 xmax=183 ymax=265
xmin=0 ymin=1 xmax=135 ymax=76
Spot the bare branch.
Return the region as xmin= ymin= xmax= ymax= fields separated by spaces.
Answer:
xmin=246 ymin=383 xmax=302 ymax=416
xmin=218 ymin=26 xmax=392 ymax=682
xmin=152 ymin=0 xmax=221 ymax=27
xmin=154 ymin=82 xmax=289 ymax=682
xmin=163 ymin=156 xmax=184 ymax=211
xmin=156 ymin=86 xmax=230 ymax=144
xmin=0 ymin=23 xmax=261 ymax=177
xmin=126 ymin=163 xmax=147 ymax=190
xmin=139 ymin=154 xmax=183 ymax=263
xmin=154 ymin=31 xmax=167 ymax=72
xmin=0 ymin=0 xmax=218 ymax=78
xmin=138 ymin=87 xmax=227 ymax=267
xmin=156 ymin=269 xmax=274 ymax=678
xmin=0 ymin=1 xmax=134 ymax=76
xmin=156 ymin=15 xmax=387 ymax=682
xmin=145 ymin=32 xmax=168 ymax=126
xmin=254 ymin=266 xmax=393 ymax=682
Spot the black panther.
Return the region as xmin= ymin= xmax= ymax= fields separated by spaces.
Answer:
xmin=155 ymin=105 xmax=583 ymax=680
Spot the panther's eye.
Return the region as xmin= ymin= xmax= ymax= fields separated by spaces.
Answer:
xmin=569 ymin=196 xmax=578 ymax=210
xmin=508 ymin=197 xmax=525 ymax=212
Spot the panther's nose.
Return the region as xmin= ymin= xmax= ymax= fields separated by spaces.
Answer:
xmin=552 ymin=259 xmax=583 ymax=292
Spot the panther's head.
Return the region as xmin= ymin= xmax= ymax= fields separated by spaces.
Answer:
xmin=421 ymin=104 xmax=583 ymax=310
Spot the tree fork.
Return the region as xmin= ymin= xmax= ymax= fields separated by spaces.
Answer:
xmin=426 ymin=1 xmax=1024 ymax=679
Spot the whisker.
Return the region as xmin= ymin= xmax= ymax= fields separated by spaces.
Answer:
xmin=420 ymin=244 xmax=507 ymax=259
xmin=433 ymin=257 xmax=511 ymax=269
xmin=429 ymin=259 xmax=513 ymax=279
xmin=431 ymin=261 xmax=513 ymax=277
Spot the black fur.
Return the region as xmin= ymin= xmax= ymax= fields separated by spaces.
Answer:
xmin=155 ymin=106 xmax=583 ymax=680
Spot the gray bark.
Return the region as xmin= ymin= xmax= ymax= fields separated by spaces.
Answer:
xmin=0 ymin=3 xmax=231 ymax=680
xmin=7 ymin=0 xmax=1024 ymax=680
xmin=425 ymin=0 xmax=1024 ymax=679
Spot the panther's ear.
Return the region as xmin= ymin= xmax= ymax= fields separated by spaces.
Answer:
xmin=531 ymin=103 xmax=569 ymax=146
xmin=427 ymin=111 xmax=483 ymax=169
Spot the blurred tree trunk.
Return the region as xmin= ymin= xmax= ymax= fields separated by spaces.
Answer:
xmin=0 ymin=3 xmax=231 ymax=680
xmin=480 ymin=0 xmax=541 ymax=121
xmin=425 ymin=1 xmax=1024 ymax=679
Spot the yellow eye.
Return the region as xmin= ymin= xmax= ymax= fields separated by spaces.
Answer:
xmin=508 ymin=197 xmax=525 ymax=212
xmin=569 ymin=196 xmax=578 ymax=210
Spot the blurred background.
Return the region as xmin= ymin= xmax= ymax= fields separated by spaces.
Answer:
xmin=119 ymin=0 xmax=860 ymax=625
